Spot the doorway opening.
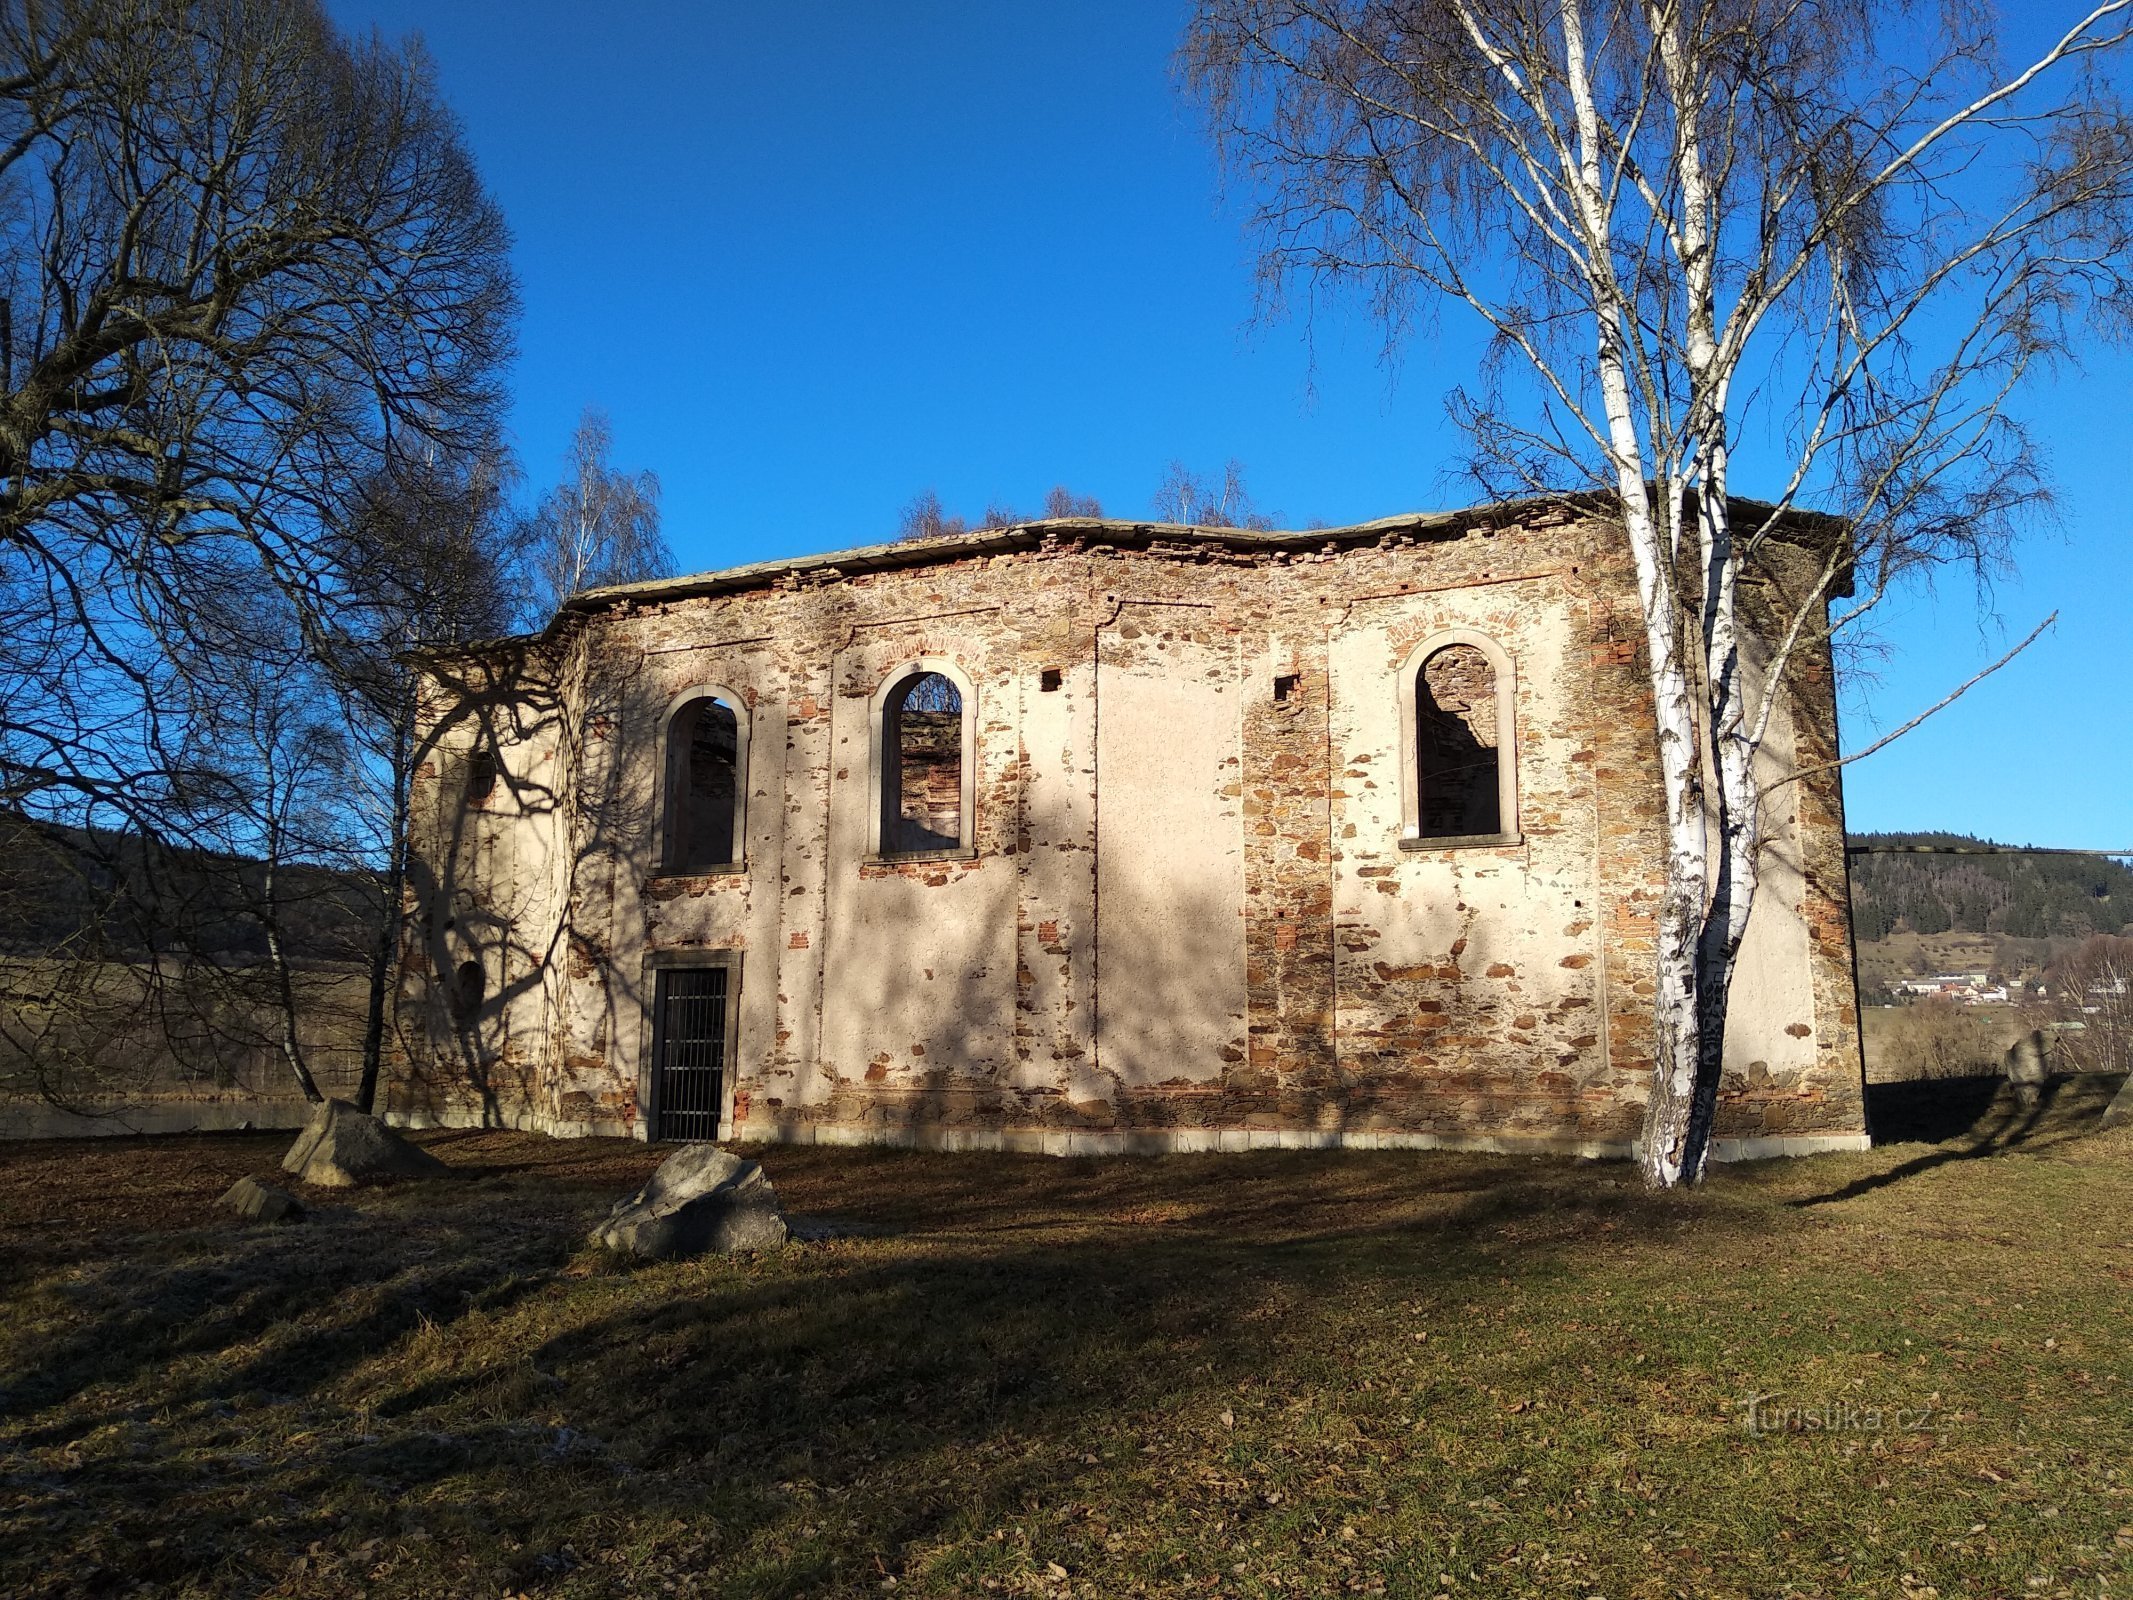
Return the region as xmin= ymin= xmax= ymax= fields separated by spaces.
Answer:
xmin=652 ymin=964 xmax=731 ymax=1141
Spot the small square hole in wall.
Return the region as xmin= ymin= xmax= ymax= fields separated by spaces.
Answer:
xmin=1273 ymin=673 xmax=1300 ymax=703
xmin=1040 ymin=667 xmax=1063 ymax=692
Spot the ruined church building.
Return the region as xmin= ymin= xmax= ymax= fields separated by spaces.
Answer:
xmin=395 ymin=500 xmax=1869 ymax=1160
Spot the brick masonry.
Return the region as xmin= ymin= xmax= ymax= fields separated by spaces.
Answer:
xmin=388 ymin=505 xmax=1869 ymax=1160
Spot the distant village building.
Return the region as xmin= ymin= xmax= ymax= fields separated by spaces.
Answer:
xmin=390 ymin=501 xmax=1868 ymax=1160
xmin=1889 ymin=972 xmax=2012 ymax=1004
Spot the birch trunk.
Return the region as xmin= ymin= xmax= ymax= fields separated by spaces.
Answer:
xmin=1645 ymin=1 xmax=1766 ymax=1184
xmin=260 ymin=850 xmax=324 ymax=1105
xmin=355 ymin=695 xmax=414 ymax=1114
xmin=1185 ymin=0 xmax=2133 ymax=1183
xmin=1555 ymin=0 xmax=1713 ymax=1186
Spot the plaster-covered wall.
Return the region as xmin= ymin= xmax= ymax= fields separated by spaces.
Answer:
xmin=1095 ymin=611 xmax=1249 ymax=1093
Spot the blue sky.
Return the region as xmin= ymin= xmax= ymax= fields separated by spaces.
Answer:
xmin=328 ymin=1 xmax=2128 ymax=849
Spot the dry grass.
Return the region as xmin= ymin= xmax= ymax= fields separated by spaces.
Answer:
xmin=2 ymin=1081 xmax=2130 ymax=1600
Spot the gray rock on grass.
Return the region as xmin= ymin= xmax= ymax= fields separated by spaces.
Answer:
xmin=2102 ymin=1075 xmax=2132 ymax=1132
xmin=281 ymin=1098 xmax=449 ymax=1188
xmin=220 ymin=1175 xmax=304 ymax=1224
xmin=590 ymin=1143 xmax=788 ymax=1259
xmin=2002 ymin=1029 xmax=2051 ymax=1108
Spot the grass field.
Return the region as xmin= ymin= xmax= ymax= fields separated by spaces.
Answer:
xmin=2 ymin=1079 xmax=2129 ymax=1600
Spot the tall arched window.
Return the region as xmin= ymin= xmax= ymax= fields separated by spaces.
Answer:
xmin=873 ymin=665 xmax=974 ymax=859
xmin=1399 ymin=633 xmax=1519 ymax=846
xmin=664 ymin=694 xmax=745 ymax=871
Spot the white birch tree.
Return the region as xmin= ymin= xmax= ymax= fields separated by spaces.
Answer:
xmin=521 ymin=409 xmax=671 ymax=617
xmin=1183 ymin=0 xmax=2133 ymax=1184
xmin=1152 ymin=458 xmax=1278 ymax=528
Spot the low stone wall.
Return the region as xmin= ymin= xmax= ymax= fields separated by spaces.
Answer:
xmin=0 ymin=957 xmax=370 ymax=1140
xmin=0 ymin=1094 xmax=321 ymax=1140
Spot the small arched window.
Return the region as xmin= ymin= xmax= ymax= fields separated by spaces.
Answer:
xmin=450 ymin=958 xmax=485 ymax=1025
xmin=876 ymin=667 xmax=972 ymax=858
xmin=1401 ymin=635 xmax=1518 ymax=846
xmin=664 ymin=694 xmax=744 ymax=872
xmin=464 ymin=744 xmax=497 ymax=808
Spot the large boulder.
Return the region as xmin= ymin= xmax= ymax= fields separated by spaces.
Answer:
xmin=590 ymin=1144 xmax=788 ymax=1260
xmin=282 ymin=1099 xmax=449 ymax=1188
xmin=219 ymin=1176 xmax=304 ymax=1224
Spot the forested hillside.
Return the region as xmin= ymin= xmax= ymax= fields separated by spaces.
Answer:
xmin=1848 ymin=833 xmax=2133 ymax=942
xmin=0 ymin=817 xmax=373 ymax=965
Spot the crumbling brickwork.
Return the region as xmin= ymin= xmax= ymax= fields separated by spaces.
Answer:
xmin=388 ymin=503 xmax=1869 ymax=1159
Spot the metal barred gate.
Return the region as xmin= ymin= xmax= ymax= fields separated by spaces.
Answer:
xmin=652 ymin=966 xmax=729 ymax=1141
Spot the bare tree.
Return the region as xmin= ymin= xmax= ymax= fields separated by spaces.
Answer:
xmin=1044 ymin=485 xmax=1105 ymax=518
xmin=896 ymin=490 xmax=975 ymax=541
xmin=1184 ymin=1 xmax=2133 ymax=1184
xmin=325 ymin=448 xmax=522 ymax=1111
xmin=521 ymin=409 xmax=671 ymax=615
xmin=895 ymin=488 xmax=1095 ymax=541
xmin=0 ymin=0 xmax=515 ymax=1105
xmin=167 ymin=626 xmax=358 ymax=1104
xmin=0 ymin=0 xmax=514 ymax=814
xmin=2051 ymin=933 xmax=2133 ymax=1091
xmin=1153 ymin=459 xmax=1276 ymax=528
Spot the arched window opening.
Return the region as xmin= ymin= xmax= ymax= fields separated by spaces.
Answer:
xmin=665 ymin=696 xmax=741 ymax=871
xmin=884 ymin=671 xmax=964 ymax=856
xmin=465 ymin=744 xmax=497 ymax=807
xmin=1416 ymin=644 xmax=1502 ymax=839
xmin=450 ymin=958 xmax=485 ymax=1025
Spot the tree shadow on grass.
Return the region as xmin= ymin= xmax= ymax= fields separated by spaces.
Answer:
xmin=0 ymin=1147 xmax=1787 ymax=1597
xmin=1795 ymin=1073 xmax=2121 ymax=1209
xmin=0 ymin=1188 xmax=573 ymax=1443
xmin=356 ymin=1161 xmax=1770 ymax=1594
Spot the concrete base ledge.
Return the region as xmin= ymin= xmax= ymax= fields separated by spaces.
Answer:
xmin=1708 ymin=1131 xmax=1873 ymax=1162
xmin=384 ymin=1105 xmax=637 ymax=1141
xmin=6 ymin=1097 xmax=1876 ymax=1166
xmin=736 ymin=1119 xmax=1871 ymax=1163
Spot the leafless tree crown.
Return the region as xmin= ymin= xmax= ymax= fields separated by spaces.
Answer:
xmin=896 ymin=485 xmax=1107 ymax=542
xmin=0 ymin=0 xmax=516 ymax=824
xmin=1152 ymin=459 xmax=1276 ymax=528
xmin=0 ymin=0 xmax=518 ymax=1108
xmin=519 ymin=408 xmax=671 ymax=618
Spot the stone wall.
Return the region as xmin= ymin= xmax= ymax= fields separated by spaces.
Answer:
xmin=389 ymin=506 xmax=1869 ymax=1159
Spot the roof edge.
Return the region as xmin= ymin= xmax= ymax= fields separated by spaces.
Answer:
xmin=407 ymin=490 xmax=1840 ymax=664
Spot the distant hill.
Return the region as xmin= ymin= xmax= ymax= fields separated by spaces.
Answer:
xmin=0 ymin=815 xmax=375 ymax=966
xmin=1847 ymin=832 xmax=2133 ymax=942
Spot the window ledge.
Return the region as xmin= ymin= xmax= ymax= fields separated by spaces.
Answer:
xmin=650 ymin=864 xmax=748 ymax=881
xmin=1399 ymin=832 xmax=1523 ymax=853
xmin=865 ymin=846 xmax=978 ymax=866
